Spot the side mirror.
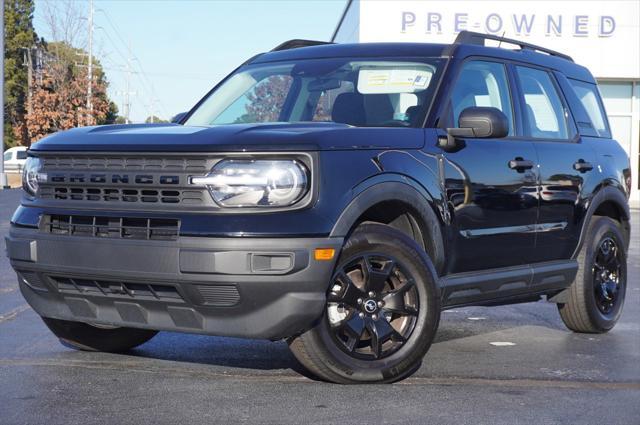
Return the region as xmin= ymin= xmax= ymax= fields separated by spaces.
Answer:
xmin=439 ymin=107 xmax=509 ymax=151
xmin=171 ymin=112 xmax=188 ymax=124
xmin=448 ymin=107 xmax=509 ymax=139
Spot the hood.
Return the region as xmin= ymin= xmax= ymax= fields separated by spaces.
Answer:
xmin=29 ymin=122 xmax=424 ymax=153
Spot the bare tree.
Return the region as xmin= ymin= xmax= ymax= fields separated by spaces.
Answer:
xmin=39 ymin=0 xmax=86 ymax=49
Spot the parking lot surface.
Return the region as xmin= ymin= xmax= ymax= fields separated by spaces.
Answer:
xmin=1 ymin=188 xmax=638 ymax=424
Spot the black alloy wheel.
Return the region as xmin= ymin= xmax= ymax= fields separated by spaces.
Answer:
xmin=288 ymin=222 xmax=440 ymax=384
xmin=327 ymin=254 xmax=418 ymax=360
xmin=592 ymin=237 xmax=623 ymax=316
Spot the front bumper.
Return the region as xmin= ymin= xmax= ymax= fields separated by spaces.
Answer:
xmin=6 ymin=226 xmax=342 ymax=339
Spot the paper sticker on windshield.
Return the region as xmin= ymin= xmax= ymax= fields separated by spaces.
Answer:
xmin=358 ymin=69 xmax=432 ymax=94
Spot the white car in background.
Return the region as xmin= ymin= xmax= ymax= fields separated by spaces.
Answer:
xmin=3 ymin=146 xmax=28 ymax=173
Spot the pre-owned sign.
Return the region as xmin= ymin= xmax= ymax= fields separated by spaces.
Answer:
xmin=401 ymin=12 xmax=617 ymax=38
xmin=346 ymin=0 xmax=640 ymax=79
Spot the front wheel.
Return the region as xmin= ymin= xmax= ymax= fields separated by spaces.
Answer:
xmin=42 ymin=317 xmax=158 ymax=352
xmin=289 ymin=223 xmax=441 ymax=384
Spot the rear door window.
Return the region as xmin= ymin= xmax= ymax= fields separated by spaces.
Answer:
xmin=568 ymin=79 xmax=611 ymax=138
xmin=516 ymin=66 xmax=570 ymax=140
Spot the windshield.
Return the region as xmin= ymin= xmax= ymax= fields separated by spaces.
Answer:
xmin=185 ymin=57 xmax=445 ymax=128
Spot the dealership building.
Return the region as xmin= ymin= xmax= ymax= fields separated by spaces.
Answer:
xmin=332 ymin=0 xmax=640 ymax=207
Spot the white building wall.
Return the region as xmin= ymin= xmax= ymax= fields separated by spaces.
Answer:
xmin=599 ymin=81 xmax=640 ymax=206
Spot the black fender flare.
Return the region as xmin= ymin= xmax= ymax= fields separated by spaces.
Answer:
xmin=573 ymin=185 xmax=631 ymax=258
xmin=329 ymin=176 xmax=446 ymax=274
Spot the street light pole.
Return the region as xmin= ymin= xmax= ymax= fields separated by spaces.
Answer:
xmin=1 ymin=0 xmax=9 ymax=190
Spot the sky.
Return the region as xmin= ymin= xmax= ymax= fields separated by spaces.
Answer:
xmin=33 ymin=0 xmax=347 ymax=123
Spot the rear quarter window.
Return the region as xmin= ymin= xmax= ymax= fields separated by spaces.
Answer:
xmin=568 ymin=79 xmax=611 ymax=138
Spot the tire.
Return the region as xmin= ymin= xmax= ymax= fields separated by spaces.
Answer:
xmin=289 ymin=222 xmax=441 ymax=384
xmin=558 ymin=216 xmax=627 ymax=333
xmin=42 ymin=317 xmax=158 ymax=352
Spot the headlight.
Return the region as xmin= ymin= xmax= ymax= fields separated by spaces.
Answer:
xmin=22 ymin=157 xmax=45 ymax=196
xmin=191 ymin=159 xmax=309 ymax=208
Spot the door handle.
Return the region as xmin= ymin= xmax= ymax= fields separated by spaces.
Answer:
xmin=573 ymin=159 xmax=593 ymax=173
xmin=508 ymin=158 xmax=534 ymax=172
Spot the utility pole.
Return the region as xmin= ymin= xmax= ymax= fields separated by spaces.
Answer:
xmin=121 ymin=40 xmax=136 ymax=124
xmin=23 ymin=47 xmax=34 ymax=147
xmin=1 ymin=0 xmax=9 ymax=189
xmin=125 ymin=52 xmax=131 ymax=123
xmin=148 ymin=98 xmax=159 ymax=123
xmin=86 ymin=0 xmax=94 ymax=126
xmin=23 ymin=48 xmax=33 ymax=116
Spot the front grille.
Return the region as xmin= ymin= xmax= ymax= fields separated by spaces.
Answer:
xmin=35 ymin=154 xmax=216 ymax=209
xmin=41 ymin=156 xmax=209 ymax=172
xmin=42 ymin=214 xmax=180 ymax=241
xmin=51 ymin=276 xmax=184 ymax=302
xmin=40 ymin=187 xmax=205 ymax=205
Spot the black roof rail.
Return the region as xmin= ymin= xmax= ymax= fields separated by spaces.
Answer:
xmin=454 ymin=30 xmax=574 ymax=62
xmin=271 ymin=39 xmax=333 ymax=52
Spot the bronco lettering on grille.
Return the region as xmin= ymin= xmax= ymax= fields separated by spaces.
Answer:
xmin=48 ymin=173 xmax=180 ymax=185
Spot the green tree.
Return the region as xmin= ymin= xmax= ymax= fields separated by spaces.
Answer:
xmin=105 ymin=101 xmax=119 ymax=125
xmin=144 ymin=115 xmax=168 ymax=124
xmin=3 ymin=0 xmax=37 ymax=147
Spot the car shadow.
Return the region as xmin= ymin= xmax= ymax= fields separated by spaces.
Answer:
xmin=125 ymin=304 xmax=568 ymax=374
xmin=130 ymin=332 xmax=297 ymax=371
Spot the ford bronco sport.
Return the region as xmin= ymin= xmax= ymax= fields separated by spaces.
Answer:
xmin=7 ymin=31 xmax=631 ymax=383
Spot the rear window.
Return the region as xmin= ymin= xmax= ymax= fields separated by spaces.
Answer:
xmin=569 ymin=79 xmax=611 ymax=138
xmin=16 ymin=151 xmax=27 ymax=160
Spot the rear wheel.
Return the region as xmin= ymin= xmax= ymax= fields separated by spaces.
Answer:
xmin=289 ymin=223 xmax=440 ymax=383
xmin=558 ymin=216 xmax=627 ymax=333
xmin=42 ymin=317 xmax=158 ymax=352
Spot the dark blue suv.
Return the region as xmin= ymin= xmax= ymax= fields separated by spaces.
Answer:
xmin=7 ymin=32 xmax=631 ymax=383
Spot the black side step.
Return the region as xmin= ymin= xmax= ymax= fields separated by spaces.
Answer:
xmin=440 ymin=260 xmax=578 ymax=309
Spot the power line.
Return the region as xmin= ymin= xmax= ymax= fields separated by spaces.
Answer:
xmin=97 ymin=9 xmax=170 ymax=120
xmin=117 ymin=39 xmax=137 ymax=124
xmin=99 ymin=65 xmax=212 ymax=81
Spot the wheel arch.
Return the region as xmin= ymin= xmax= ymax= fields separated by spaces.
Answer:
xmin=330 ymin=176 xmax=447 ymax=275
xmin=574 ymin=185 xmax=631 ymax=258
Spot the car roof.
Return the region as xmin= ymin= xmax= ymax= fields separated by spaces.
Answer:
xmin=4 ymin=146 xmax=27 ymax=153
xmin=252 ymin=42 xmax=450 ymax=63
xmin=251 ymin=41 xmax=594 ymax=83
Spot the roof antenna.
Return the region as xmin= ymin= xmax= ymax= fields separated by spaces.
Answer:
xmin=498 ymin=31 xmax=506 ymax=48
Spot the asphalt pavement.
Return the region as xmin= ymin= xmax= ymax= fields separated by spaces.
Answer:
xmin=0 ymin=188 xmax=638 ymax=425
